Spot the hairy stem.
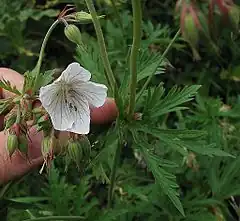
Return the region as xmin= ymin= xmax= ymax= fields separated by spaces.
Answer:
xmin=128 ymin=0 xmax=142 ymax=119
xmin=136 ymin=29 xmax=181 ymax=102
xmin=85 ymin=0 xmax=116 ymax=93
xmin=34 ymin=19 xmax=60 ymax=74
xmin=23 ymin=216 xmax=85 ymax=221
xmin=108 ymin=125 xmax=123 ymax=208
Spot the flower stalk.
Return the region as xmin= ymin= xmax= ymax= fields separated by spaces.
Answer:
xmin=107 ymin=139 xmax=122 ymax=208
xmin=107 ymin=124 xmax=124 ymax=208
xmin=84 ymin=0 xmax=116 ymax=93
xmin=34 ymin=19 xmax=60 ymax=75
xmin=128 ymin=0 xmax=142 ymax=119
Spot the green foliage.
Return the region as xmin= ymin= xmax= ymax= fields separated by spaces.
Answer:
xmin=1 ymin=0 xmax=240 ymax=221
xmin=142 ymin=84 xmax=201 ymax=119
xmin=0 ymin=0 xmax=60 ymax=71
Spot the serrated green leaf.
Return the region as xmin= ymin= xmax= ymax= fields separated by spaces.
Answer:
xmin=134 ymin=123 xmax=207 ymax=139
xmin=132 ymin=131 xmax=185 ymax=216
xmin=137 ymin=54 xmax=166 ymax=82
xmin=144 ymin=85 xmax=201 ymax=119
xmin=187 ymin=143 xmax=234 ymax=158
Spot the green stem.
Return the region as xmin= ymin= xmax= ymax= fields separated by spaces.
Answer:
xmin=0 ymin=181 xmax=12 ymax=199
xmin=136 ymin=29 xmax=181 ymax=103
xmin=15 ymin=104 xmax=21 ymax=124
xmin=84 ymin=0 xmax=116 ymax=93
xmin=128 ymin=0 xmax=142 ymax=119
xmin=34 ymin=19 xmax=60 ymax=75
xmin=23 ymin=216 xmax=85 ymax=221
xmin=107 ymin=123 xmax=123 ymax=208
xmin=107 ymin=141 xmax=122 ymax=208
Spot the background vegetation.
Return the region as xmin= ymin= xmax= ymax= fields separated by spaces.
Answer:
xmin=1 ymin=0 xmax=240 ymax=220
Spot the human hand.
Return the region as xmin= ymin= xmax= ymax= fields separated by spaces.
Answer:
xmin=0 ymin=68 xmax=117 ymax=184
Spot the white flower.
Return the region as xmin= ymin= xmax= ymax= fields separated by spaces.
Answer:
xmin=39 ymin=62 xmax=107 ymax=134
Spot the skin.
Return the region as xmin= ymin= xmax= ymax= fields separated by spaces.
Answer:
xmin=0 ymin=68 xmax=117 ymax=185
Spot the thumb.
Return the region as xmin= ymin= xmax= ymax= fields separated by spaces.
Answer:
xmin=90 ymin=98 xmax=118 ymax=124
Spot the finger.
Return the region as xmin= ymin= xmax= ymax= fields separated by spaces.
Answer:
xmin=0 ymin=128 xmax=44 ymax=185
xmin=90 ymin=98 xmax=118 ymax=124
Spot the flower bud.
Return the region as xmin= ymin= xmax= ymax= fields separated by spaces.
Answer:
xmin=6 ymin=133 xmax=18 ymax=157
xmin=18 ymin=134 xmax=28 ymax=155
xmin=64 ymin=24 xmax=82 ymax=45
xmin=183 ymin=13 xmax=199 ymax=46
xmin=228 ymin=5 xmax=240 ymax=32
xmin=73 ymin=11 xmax=105 ymax=24
xmin=182 ymin=12 xmax=201 ymax=60
xmin=67 ymin=140 xmax=83 ymax=168
xmin=41 ymin=136 xmax=51 ymax=159
xmin=79 ymin=135 xmax=91 ymax=161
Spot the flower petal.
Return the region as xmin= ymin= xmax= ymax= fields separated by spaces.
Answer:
xmin=67 ymin=94 xmax=90 ymax=134
xmin=73 ymin=81 xmax=107 ymax=108
xmin=59 ymin=62 xmax=91 ymax=83
xmin=39 ymin=83 xmax=74 ymax=131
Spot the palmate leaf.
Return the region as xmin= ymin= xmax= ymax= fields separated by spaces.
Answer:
xmin=134 ymin=123 xmax=233 ymax=158
xmin=131 ymin=131 xmax=185 ymax=216
xmin=143 ymin=85 xmax=201 ymax=119
xmin=0 ymin=78 xmax=21 ymax=95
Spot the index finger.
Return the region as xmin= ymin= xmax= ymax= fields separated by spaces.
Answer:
xmin=0 ymin=68 xmax=24 ymax=99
